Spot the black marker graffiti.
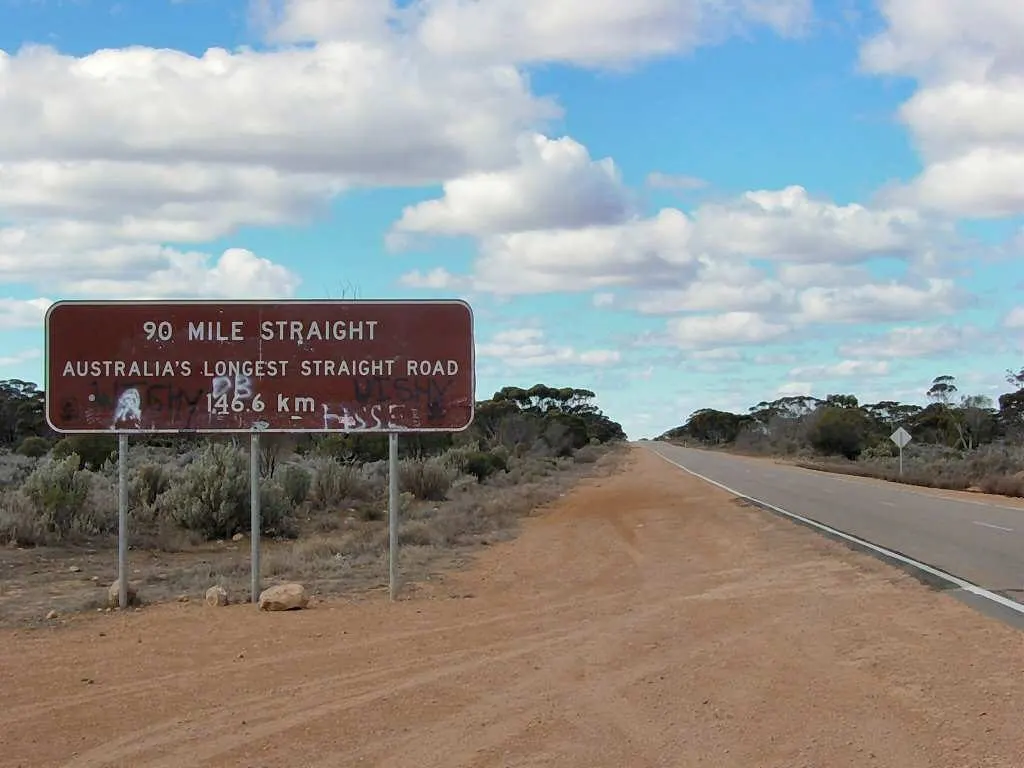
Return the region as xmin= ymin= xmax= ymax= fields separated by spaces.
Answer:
xmin=59 ymin=397 xmax=80 ymax=423
xmin=353 ymin=376 xmax=454 ymax=424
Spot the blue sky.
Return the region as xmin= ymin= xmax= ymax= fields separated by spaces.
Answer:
xmin=0 ymin=0 xmax=1022 ymax=438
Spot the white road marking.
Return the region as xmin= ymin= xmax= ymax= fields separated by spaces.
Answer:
xmin=973 ymin=521 xmax=1013 ymax=533
xmin=648 ymin=445 xmax=1024 ymax=618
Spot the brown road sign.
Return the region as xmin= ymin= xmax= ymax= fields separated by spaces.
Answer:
xmin=45 ymin=299 xmax=475 ymax=434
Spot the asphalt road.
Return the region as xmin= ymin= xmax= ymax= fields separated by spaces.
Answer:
xmin=647 ymin=442 xmax=1024 ymax=609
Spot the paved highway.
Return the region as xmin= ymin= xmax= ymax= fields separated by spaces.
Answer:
xmin=647 ymin=442 xmax=1024 ymax=612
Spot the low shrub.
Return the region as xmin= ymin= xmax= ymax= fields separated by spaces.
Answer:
xmin=0 ymin=490 xmax=46 ymax=545
xmin=281 ymin=463 xmax=312 ymax=506
xmin=52 ymin=435 xmax=117 ymax=470
xmin=21 ymin=454 xmax=91 ymax=538
xmin=978 ymin=474 xmax=1024 ymax=497
xmin=310 ymin=458 xmax=373 ymax=508
xmin=0 ymin=452 xmax=38 ymax=487
xmin=259 ymin=479 xmax=300 ymax=538
xmin=132 ymin=463 xmax=173 ymax=508
xmin=572 ymin=444 xmax=603 ymax=464
xmin=463 ymin=450 xmax=508 ymax=482
xmin=15 ymin=436 xmax=50 ymax=458
xmin=859 ymin=440 xmax=896 ymax=461
xmin=18 ymin=454 xmax=116 ymax=540
xmin=157 ymin=442 xmax=293 ymax=539
xmin=399 ymin=457 xmax=455 ymax=501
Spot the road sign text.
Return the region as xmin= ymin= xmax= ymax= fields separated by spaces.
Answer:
xmin=46 ymin=300 xmax=474 ymax=434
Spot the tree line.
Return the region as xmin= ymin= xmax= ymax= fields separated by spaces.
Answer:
xmin=660 ymin=370 xmax=1024 ymax=460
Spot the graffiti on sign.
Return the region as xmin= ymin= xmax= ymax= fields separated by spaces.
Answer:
xmin=45 ymin=300 xmax=475 ymax=434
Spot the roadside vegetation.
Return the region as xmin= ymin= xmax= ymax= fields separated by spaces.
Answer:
xmin=659 ymin=370 xmax=1024 ymax=497
xmin=0 ymin=381 xmax=626 ymax=623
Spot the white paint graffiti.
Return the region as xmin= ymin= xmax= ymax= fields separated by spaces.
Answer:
xmin=212 ymin=373 xmax=254 ymax=401
xmin=111 ymin=388 xmax=142 ymax=429
xmin=207 ymin=373 xmax=256 ymax=420
xmin=322 ymin=403 xmax=406 ymax=431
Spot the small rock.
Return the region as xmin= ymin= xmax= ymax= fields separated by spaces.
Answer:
xmin=258 ymin=582 xmax=309 ymax=611
xmin=106 ymin=579 xmax=139 ymax=609
xmin=176 ymin=594 xmax=190 ymax=603
xmin=205 ymin=585 xmax=229 ymax=607
xmin=90 ymin=576 xmax=99 ymax=582
xmin=46 ymin=609 xmax=58 ymax=620
xmin=69 ymin=565 xmax=81 ymax=573
xmin=232 ymin=532 xmax=244 ymax=542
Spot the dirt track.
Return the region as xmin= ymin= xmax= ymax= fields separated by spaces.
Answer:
xmin=2 ymin=447 xmax=1023 ymax=767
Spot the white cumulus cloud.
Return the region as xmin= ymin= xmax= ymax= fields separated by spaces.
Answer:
xmin=0 ymin=298 xmax=53 ymax=330
xmin=402 ymin=184 xmax=958 ymax=298
xmin=667 ymin=312 xmax=791 ymax=349
xmin=477 ymin=328 xmax=621 ymax=367
xmin=789 ymin=359 xmax=890 ymax=378
xmin=392 ymin=134 xmax=632 ymax=237
xmin=0 ymin=37 xmax=555 ymax=293
xmin=690 ymin=185 xmax=938 ymax=263
xmin=414 ymin=0 xmax=813 ymax=68
xmin=1002 ymin=307 xmax=1024 ymax=329
xmin=861 ymin=0 xmax=1024 ymax=217
xmin=839 ymin=324 xmax=985 ymax=359
xmin=795 ymin=278 xmax=965 ymax=324
xmin=468 ymin=209 xmax=698 ymax=294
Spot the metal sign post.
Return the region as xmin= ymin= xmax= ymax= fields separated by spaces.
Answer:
xmin=890 ymin=426 xmax=912 ymax=476
xmin=388 ymin=432 xmax=399 ymax=601
xmin=117 ymin=433 xmax=128 ymax=610
xmin=44 ymin=299 xmax=475 ymax=608
xmin=250 ymin=430 xmax=261 ymax=603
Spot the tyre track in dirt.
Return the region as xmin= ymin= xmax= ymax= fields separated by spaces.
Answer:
xmin=70 ymin=585 xmax=690 ymax=767
xmin=302 ymin=608 xmax=689 ymax=767
xmin=4 ymin=447 xmax=1024 ymax=767
xmin=0 ymin=585 xmax=641 ymax=729
xmin=64 ymin=524 xmax=689 ymax=768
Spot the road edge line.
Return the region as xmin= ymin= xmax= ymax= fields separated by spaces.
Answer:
xmin=647 ymin=444 xmax=1024 ymax=617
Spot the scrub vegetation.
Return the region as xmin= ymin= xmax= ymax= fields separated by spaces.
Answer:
xmin=659 ymin=371 xmax=1024 ymax=497
xmin=0 ymin=380 xmax=627 ymax=624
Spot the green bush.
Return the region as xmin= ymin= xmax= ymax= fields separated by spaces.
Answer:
xmin=0 ymin=490 xmax=47 ymax=545
xmin=19 ymin=454 xmax=114 ymax=539
xmin=52 ymin=435 xmax=117 ymax=470
xmin=259 ymin=479 xmax=299 ymax=538
xmin=808 ymin=407 xmax=871 ymax=460
xmin=436 ymin=445 xmax=475 ymax=474
xmin=281 ymin=463 xmax=312 ymax=506
xmin=158 ymin=442 xmax=291 ymax=540
xmin=399 ymin=458 xmax=455 ymax=501
xmin=572 ymin=444 xmax=603 ymax=464
xmin=15 ymin=436 xmax=50 ymax=458
xmin=310 ymin=458 xmax=371 ymax=508
xmin=131 ymin=463 xmax=173 ymax=507
xmin=463 ymin=450 xmax=508 ymax=482
xmin=312 ymin=433 xmax=389 ymax=463
xmin=860 ymin=439 xmax=897 ymax=461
